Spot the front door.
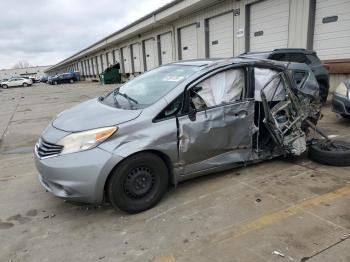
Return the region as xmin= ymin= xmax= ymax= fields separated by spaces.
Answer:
xmin=177 ymin=67 xmax=256 ymax=175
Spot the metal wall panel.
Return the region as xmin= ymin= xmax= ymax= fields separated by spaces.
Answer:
xmin=208 ymin=12 xmax=234 ymax=58
xmin=313 ymin=0 xmax=350 ymax=60
xmin=249 ymin=0 xmax=290 ymax=51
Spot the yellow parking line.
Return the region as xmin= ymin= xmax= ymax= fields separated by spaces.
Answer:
xmin=151 ymin=256 xmax=176 ymax=262
xmin=217 ymin=184 xmax=350 ymax=242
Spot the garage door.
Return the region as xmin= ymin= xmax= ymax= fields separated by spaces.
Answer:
xmin=250 ymin=0 xmax=289 ymax=51
xmin=90 ymin=58 xmax=95 ymax=76
xmin=132 ymin=43 xmax=142 ymax=73
xmin=95 ymin=56 xmax=101 ymax=74
xmin=88 ymin=59 xmax=93 ymax=76
xmin=107 ymin=51 xmax=114 ymax=66
xmin=208 ymin=12 xmax=234 ymax=58
xmin=179 ymin=24 xmax=198 ymax=60
xmin=160 ymin=32 xmax=173 ymax=64
xmin=144 ymin=38 xmax=156 ymax=71
xmin=100 ymin=54 xmax=107 ymax=72
xmin=122 ymin=46 xmax=131 ymax=73
xmin=113 ymin=49 xmax=120 ymax=64
xmin=313 ymin=0 xmax=350 ymax=60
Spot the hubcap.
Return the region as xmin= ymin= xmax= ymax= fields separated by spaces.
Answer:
xmin=124 ymin=167 xmax=154 ymax=199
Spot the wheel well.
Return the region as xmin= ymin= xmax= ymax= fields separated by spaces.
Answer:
xmin=103 ymin=150 xmax=175 ymax=201
xmin=316 ymin=77 xmax=329 ymax=88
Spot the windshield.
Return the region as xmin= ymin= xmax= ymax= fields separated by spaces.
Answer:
xmin=102 ymin=65 xmax=201 ymax=109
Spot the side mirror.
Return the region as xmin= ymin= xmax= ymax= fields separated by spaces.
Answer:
xmin=188 ymin=105 xmax=197 ymax=121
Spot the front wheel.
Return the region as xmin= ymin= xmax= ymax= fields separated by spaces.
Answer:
xmin=107 ymin=153 xmax=169 ymax=213
xmin=23 ymin=82 xmax=28 ymax=87
xmin=69 ymin=79 xmax=74 ymax=83
xmin=54 ymin=81 xmax=58 ymax=85
xmin=2 ymin=84 xmax=8 ymax=89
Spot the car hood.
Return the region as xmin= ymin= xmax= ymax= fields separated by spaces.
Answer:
xmin=52 ymin=98 xmax=142 ymax=132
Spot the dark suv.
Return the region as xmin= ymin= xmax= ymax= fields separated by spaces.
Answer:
xmin=239 ymin=49 xmax=329 ymax=103
xmin=48 ymin=72 xmax=79 ymax=85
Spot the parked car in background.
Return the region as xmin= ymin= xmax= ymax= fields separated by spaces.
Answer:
xmin=48 ymin=72 xmax=78 ymax=85
xmin=239 ymin=49 xmax=330 ymax=104
xmin=40 ymin=75 xmax=49 ymax=83
xmin=332 ymin=80 xmax=350 ymax=119
xmin=0 ymin=79 xmax=8 ymax=87
xmin=1 ymin=77 xmax=32 ymax=88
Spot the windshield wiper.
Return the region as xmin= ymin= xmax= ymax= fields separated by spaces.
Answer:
xmin=113 ymin=90 xmax=138 ymax=104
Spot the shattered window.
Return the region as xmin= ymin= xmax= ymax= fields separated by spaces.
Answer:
xmin=291 ymin=70 xmax=309 ymax=88
xmin=191 ymin=69 xmax=244 ymax=110
xmin=254 ymin=68 xmax=286 ymax=102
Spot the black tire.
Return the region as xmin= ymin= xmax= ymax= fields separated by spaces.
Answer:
xmin=69 ymin=79 xmax=74 ymax=83
xmin=23 ymin=82 xmax=28 ymax=87
xmin=341 ymin=114 xmax=350 ymax=119
xmin=108 ymin=152 xmax=169 ymax=213
xmin=309 ymin=140 xmax=350 ymax=166
xmin=2 ymin=84 xmax=8 ymax=89
xmin=54 ymin=81 xmax=58 ymax=85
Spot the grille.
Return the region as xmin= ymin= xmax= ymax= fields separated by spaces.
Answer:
xmin=36 ymin=139 xmax=63 ymax=158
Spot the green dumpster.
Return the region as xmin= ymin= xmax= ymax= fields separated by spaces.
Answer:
xmin=100 ymin=66 xmax=121 ymax=84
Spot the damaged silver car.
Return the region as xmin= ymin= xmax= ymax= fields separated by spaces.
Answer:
xmin=35 ymin=58 xmax=348 ymax=213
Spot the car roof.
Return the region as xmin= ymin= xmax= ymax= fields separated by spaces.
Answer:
xmin=240 ymin=48 xmax=316 ymax=57
xmin=170 ymin=57 xmax=290 ymax=70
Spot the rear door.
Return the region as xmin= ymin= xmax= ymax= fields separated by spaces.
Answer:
xmin=8 ymin=79 xmax=17 ymax=87
xmin=177 ymin=67 xmax=255 ymax=175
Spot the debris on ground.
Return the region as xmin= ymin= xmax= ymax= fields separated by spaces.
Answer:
xmin=272 ymin=250 xmax=285 ymax=257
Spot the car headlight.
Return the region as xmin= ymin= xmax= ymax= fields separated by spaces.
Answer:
xmin=335 ymin=82 xmax=348 ymax=97
xmin=57 ymin=126 xmax=117 ymax=155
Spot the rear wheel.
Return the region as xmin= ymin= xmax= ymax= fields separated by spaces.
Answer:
xmin=108 ymin=152 xmax=169 ymax=213
xmin=309 ymin=140 xmax=350 ymax=166
xmin=23 ymin=82 xmax=28 ymax=87
xmin=2 ymin=84 xmax=8 ymax=89
xmin=54 ymin=81 xmax=58 ymax=85
xmin=69 ymin=79 xmax=74 ymax=83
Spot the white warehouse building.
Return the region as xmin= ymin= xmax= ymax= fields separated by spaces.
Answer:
xmin=46 ymin=0 xmax=350 ymax=88
xmin=0 ymin=65 xmax=51 ymax=80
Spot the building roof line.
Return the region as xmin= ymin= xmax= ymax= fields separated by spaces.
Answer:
xmin=46 ymin=0 xmax=183 ymax=72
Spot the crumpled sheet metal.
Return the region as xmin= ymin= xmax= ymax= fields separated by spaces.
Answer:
xmin=99 ymin=115 xmax=179 ymax=162
xmin=178 ymin=100 xmax=257 ymax=174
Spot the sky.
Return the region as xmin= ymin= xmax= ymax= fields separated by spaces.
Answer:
xmin=0 ymin=0 xmax=173 ymax=69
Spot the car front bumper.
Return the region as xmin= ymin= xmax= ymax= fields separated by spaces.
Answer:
xmin=332 ymin=93 xmax=350 ymax=116
xmin=34 ymin=146 xmax=124 ymax=204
